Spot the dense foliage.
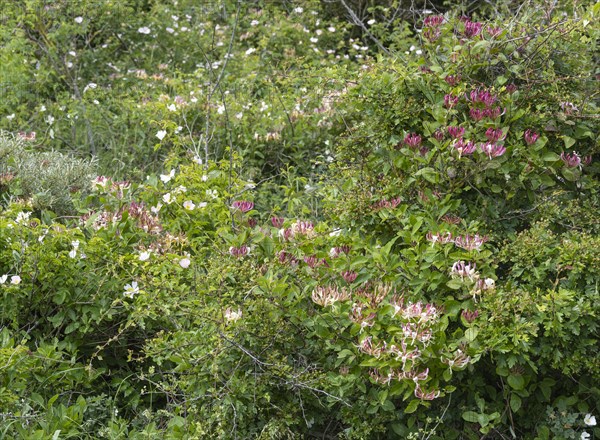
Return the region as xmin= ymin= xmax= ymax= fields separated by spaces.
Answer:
xmin=1 ymin=0 xmax=599 ymax=438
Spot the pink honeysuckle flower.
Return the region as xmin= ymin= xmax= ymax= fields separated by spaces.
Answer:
xmin=403 ymin=133 xmax=422 ymax=149
xmin=452 ymin=139 xmax=477 ymax=157
xmin=454 ymin=234 xmax=488 ymax=251
xmin=231 ymin=200 xmax=254 ymax=213
xmin=506 ymin=84 xmax=518 ymax=94
xmin=560 ymin=151 xmax=581 ymax=167
xmin=304 ymin=255 xmax=320 ymax=268
xmin=480 ymin=142 xmax=506 ymax=159
xmin=469 ymin=88 xmax=497 ymax=107
xmin=271 ymin=216 xmax=284 ymax=228
xmin=433 ymin=129 xmax=445 ymax=141
xmin=469 ymin=107 xmax=486 ymax=121
xmin=463 ymin=20 xmax=483 ymax=38
xmin=444 ymin=93 xmax=460 ymax=109
xmin=414 ymin=385 xmax=440 ymax=400
xmin=486 ymin=26 xmax=502 ymax=38
xmin=423 ymin=15 xmax=444 ymax=27
xmin=447 ymin=126 xmax=465 ymax=139
xmin=484 ymin=106 xmax=504 ymax=119
xmin=451 ymin=261 xmax=477 ymax=280
xmin=341 ymin=270 xmax=358 ymax=283
xmin=229 ymin=245 xmax=249 ymax=258
xmin=524 ymin=129 xmax=539 ymax=145
xmin=485 ymin=127 xmax=505 ymax=143
xmin=444 ymin=74 xmax=461 ymax=86
xmin=462 ymin=309 xmax=479 ymax=323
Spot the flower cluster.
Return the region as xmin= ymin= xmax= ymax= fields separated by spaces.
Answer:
xmin=311 ymin=285 xmax=351 ymax=307
xmin=370 ymin=196 xmax=402 ymax=210
xmin=232 ymin=200 xmax=254 ymax=212
xmin=229 ymin=245 xmax=249 ymax=258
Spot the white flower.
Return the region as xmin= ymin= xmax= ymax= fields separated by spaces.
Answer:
xmin=46 ymin=115 xmax=55 ymax=125
xmin=175 ymin=185 xmax=186 ymax=193
xmin=74 ymin=16 xmax=83 ymax=24
xmin=217 ymin=105 xmax=225 ymax=115
xmin=0 ymin=275 xmax=7 ymax=284
xmin=201 ymin=174 xmax=208 ymax=182
xmin=69 ymin=249 xmax=77 ymax=259
xmin=83 ymin=82 xmax=97 ymax=93
xmin=162 ymin=193 xmax=173 ymax=204
xmin=151 ymin=203 xmax=162 ymax=214
xmin=245 ymin=47 xmax=256 ymax=55
xmin=6 ymin=114 xmax=15 ymax=121
xmin=123 ymin=281 xmax=139 ymax=298
xmin=198 ymin=202 xmax=208 ymax=208
xmin=71 ymin=240 xmax=80 ymax=249
xmin=294 ymin=7 xmax=303 ymax=13
xmin=166 ymin=27 xmax=174 ymax=34
xmin=40 ymin=105 xmax=46 ymax=112
xmin=156 ymin=130 xmax=167 ymax=140
xmin=581 ymin=432 xmax=590 ymax=440
xmin=138 ymin=27 xmax=151 ymax=34
xmin=224 ymin=307 xmax=242 ymax=322
xmin=193 ymin=155 xmax=203 ymax=165
xmin=235 ymin=112 xmax=243 ymax=119
xmin=179 ymin=257 xmax=191 ymax=268
xmin=416 ymin=50 xmax=423 ymax=55
xmin=328 ymin=27 xmax=336 ymax=32
xmin=175 ymin=126 xmax=182 ymax=134
xmin=11 ymin=276 xmax=21 ymax=285
xmin=183 ymin=200 xmax=196 ymax=210
xmin=310 ymin=37 xmax=318 ymax=43
xmin=329 ymin=228 xmax=342 ymax=237
xmin=206 ymin=189 xmax=218 ymax=199
xmin=67 ymin=62 xmax=73 ymax=68
xmin=15 ymin=211 xmax=31 ymax=224
xmin=160 ymin=169 xmax=175 ymax=183
xmin=250 ymin=20 xmax=259 ymax=26
xmin=139 ymin=251 xmax=151 ymax=261
xmin=584 ymin=414 xmax=597 ymax=426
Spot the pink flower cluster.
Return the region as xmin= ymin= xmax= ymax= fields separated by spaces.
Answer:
xmin=312 ymin=285 xmax=351 ymax=307
xmin=423 ymin=15 xmax=444 ymax=41
xmin=454 ymin=233 xmax=488 ymax=251
xmin=451 ymin=139 xmax=477 ymax=157
xmin=229 ymin=245 xmax=249 ymax=258
xmin=232 ymin=200 xmax=254 ymax=212
xmin=444 ymin=94 xmax=460 ymax=108
xmin=524 ymin=129 xmax=539 ymax=145
xmin=480 ymin=142 xmax=506 ymax=159
xmin=371 ymin=196 xmax=402 ymax=210
xmin=463 ymin=20 xmax=483 ymax=38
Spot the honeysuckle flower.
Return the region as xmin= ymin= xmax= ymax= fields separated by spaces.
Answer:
xmin=156 ymin=130 xmax=167 ymax=140
xmin=15 ymin=211 xmax=31 ymax=224
xmin=74 ymin=16 xmax=83 ymax=23
xmin=447 ymin=126 xmax=465 ymax=139
xmin=524 ymin=129 xmax=539 ymax=145
xmin=480 ymin=142 xmax=506 ymax=159
xmin=0 ymin=274 xmax=7 ymax=284
xmin=424 ymin=15 xmax=444 ymax=27
xmin=160 ymin=169 xmax=175 ymax=183
xmin=123 ymin=281 xmax=139 ymax=298
xmin=192 ymin=155 xmax=203 ymax=165
xmin=151 ymin=203 xmax=162 ymax=213
xmin=463 ymin=20 xmax=483 ymax=38
xmin=342 ymin=271 xmax=358 ymax=283
xmin=451 ymin=261 xmax=477 ymax=280
xmin=561 ymin=151 xmax=581 ymax=167
xmin=224 ymin=307 xmax=242 ymax=322
xmin=462 ymin=309 xmax=479 ymax=323
xmin=11 ymin=276 xmax=21 ymax=285
xmin=485 ymin=128 xmax=505 ymax=142
xmin=444 ymin=75 xmax=461 ymax=86
xmin=139 ymin=251 xmax=151 ymax=261
xmin=138 ymin=27 xmax=151 ymax=34
xmin=584 ymin=414 xmax=597 ymax=426
xmin=486 ymin=26 xmax=502 ymax=38
xmin=69 ymin=249 xmax=77 ymax=259
xmin=250 ymin=19 xmax=259 ymax=26
xmin=6 ymin=113 xmax=15 ymax=120
xmin=403 ymin=133 xmax=422 ymax=149
xmin=229 ymin=245 xmax=249 ymax=258
xmin=183 ymin=200 xmax=195 ymax=210
xmin=452 ymin=139 xmax=477 ymax=157
xmin=454 ymin=234 xmax=488 ymax=251
xmin=179 ymin=257 xmax=191 ymax=268
xmin=166 ymin=27 xmax=174 ymax=33
xmin=231 ymin=200 xmax=254 ymax=212
xmin=94 ymin=176 xmax=109 ymax=188
xmin=444 ymin=94 xmax=459 ymax=108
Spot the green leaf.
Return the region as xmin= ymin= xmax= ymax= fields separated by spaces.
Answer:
xmin=510 ymin=394 xmax=522 ymax=413
xmin=507 ymin=374 xmax=525 ymax=390
xmin=562 ymin=136 xmax=576 ymax=148
xmin=462 ymin=411 xmax=479 ymax=423
xmin=415 ymin=167 xmax=438 ymax=184
xmin=404 ymin=399 xmax=420 ymax=414
xmin=446 ymin=279 xmax=463 ymax=290
xmin=465 ymin=327 xmax=479 ymax=342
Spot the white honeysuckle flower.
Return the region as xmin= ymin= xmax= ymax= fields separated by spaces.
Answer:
xmin=123 ymin=281 xmax=139 ymax=298
xmin=11 ymin=276 xmax=21 ymax=285
xmin=167 ymin=104 xmax=177 ymax=112
xmin=6 ymin=114 xmax=15 ymax=120
xmin=71 ymin=240 xmax=80 ymax=249
xmin=139 ymin=251 xmax=151 ymax=261
xmin=166 ymin=27 xmax=174 ymax=33
xmin=74 ymin=16 xmax=83 ymax=23
xmin=310 ymin=37 xmax=318 ymax=43
xmin=46 ymin=115 xmax=55 ymax=125
xmin=193 ymin=155 xmax=203 ymax=165
xmin=250 ymin=20 xmax=259 ymax=26
xmin=328 ymin=27 xmax=336 ymax=32
xmin=183 ymin=200 xmax=195 ymax=210
xmin=175 ymin=185 xmax=186 ymax=193
xmin=156 ymin=130 xmax=167 ymax=140
xmin=217 ymin=105 xmax=225 ymax=114
xmin=138 ymin=27 xmax=151 ymax=34
xmin=68 ymin=51 xmax=76 ymax=57
xmin=235 ymin=112 xmax=243 ymax=119
xmin=40 ymin=105 xmax=46 ymax=112
xmin=83 ymin=83 xmax=97 ymax=93
xmin=69 ymin=249 xmax=77 ymax=259
xmin=584 ymin=414 xmax=597 ymax=426
xmin=15 ymin=211 xmax=31 ymax=224
xmin=0 ymin=275 xmax=7 ymax=284
xmin=160 ymin=169 xmax=175 ymax=183
xmin=367 ymin=19 xmax=376 ymax=25
xmin=179 ymin=258 xmax=191 ymax=268
xmin=151 ymin=203 xmax=162 ymax=214
xmin=162 ymin=193 xmax=173 ymax=204
xmin=224 ymin=307 xmax=242 ymax=322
